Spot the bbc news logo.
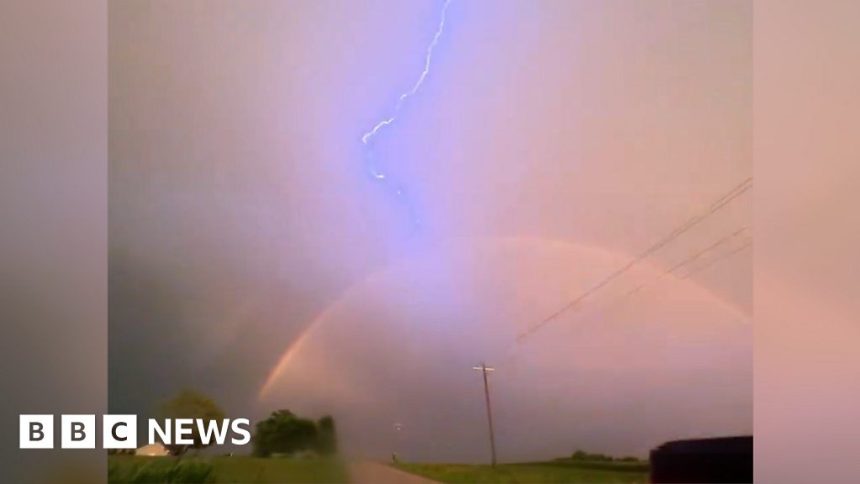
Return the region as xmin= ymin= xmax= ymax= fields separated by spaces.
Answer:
xmin=19 ymin=414 xmax=251 ymax=449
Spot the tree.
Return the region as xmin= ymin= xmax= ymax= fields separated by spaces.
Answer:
xmin=158 ymin=389 xmax=226 ymax=456
xmin=572 ymin=450 xmax=588 ymax=460
xmin=571 ymin=449 xmax=614 ymax=461
xmin=315 ymin=415 xmax=338 ymax=455
xmin=252 ymin=410 xmax=338 ymax=457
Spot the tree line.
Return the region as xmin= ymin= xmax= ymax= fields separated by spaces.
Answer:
xmin=135 ymin=389 xmax=338 ymax=458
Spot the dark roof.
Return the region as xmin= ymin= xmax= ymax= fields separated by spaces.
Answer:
xmin=652 ymin=436 xmax=752 ymax=455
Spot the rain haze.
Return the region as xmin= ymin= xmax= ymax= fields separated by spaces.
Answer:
xmin=109 ymin=0 xmax=751 ymax=462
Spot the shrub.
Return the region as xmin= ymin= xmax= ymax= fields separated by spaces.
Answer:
xmin=108 ymin=457 xmax=214 ymax=483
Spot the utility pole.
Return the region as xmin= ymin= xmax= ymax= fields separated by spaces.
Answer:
xmin=472 ymin=362 xmax=497 ymax=467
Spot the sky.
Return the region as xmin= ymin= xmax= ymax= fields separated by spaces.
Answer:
xmin=109 ymin=0 xmax=751 ymax=461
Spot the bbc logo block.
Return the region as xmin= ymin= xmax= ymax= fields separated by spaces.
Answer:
xmin=19 ymin=414 xmax=134 ymax=450
xmin=61 ymin=414 xmax=96 ymax=449
xmin=19 ymin=415 xmax=54 ymax=449
xmin=103 ymin=415 xmax=137 ymax=449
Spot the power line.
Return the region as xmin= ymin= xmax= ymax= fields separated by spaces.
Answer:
xmin=680 ymin=238 xmax=752 ymax=280
xmin=517 ymin=177 xmax=752 ymax=342
xmin=536 ymin=227 xmax=751 ymax=343
xmin=624 ymin=226 xmax=749 ymax=299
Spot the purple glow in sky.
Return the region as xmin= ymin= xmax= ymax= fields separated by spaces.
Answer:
xmin=361 ymin=0 xmax=454 ymax=229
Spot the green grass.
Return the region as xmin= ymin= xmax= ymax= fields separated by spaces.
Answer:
xmin=108 ymin=455 xmax=348 ymax=483
xmin=394 ymin=460 xmax=649 ymax=484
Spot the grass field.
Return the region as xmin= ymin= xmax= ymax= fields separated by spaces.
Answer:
xmin=108 ymin=455 xmax=348 ymax=483
xmin=394 ymin=460 xmax=649 ymax=484
xmin=108 ymin=455 xmax=647 ymax=483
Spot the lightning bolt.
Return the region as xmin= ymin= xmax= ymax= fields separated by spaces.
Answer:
xmin=361 ymin=0 xmax=453 ymax=228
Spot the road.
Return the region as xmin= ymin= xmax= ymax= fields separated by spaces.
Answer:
xmin=349 ymin=461 xmax=439 ymax=484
